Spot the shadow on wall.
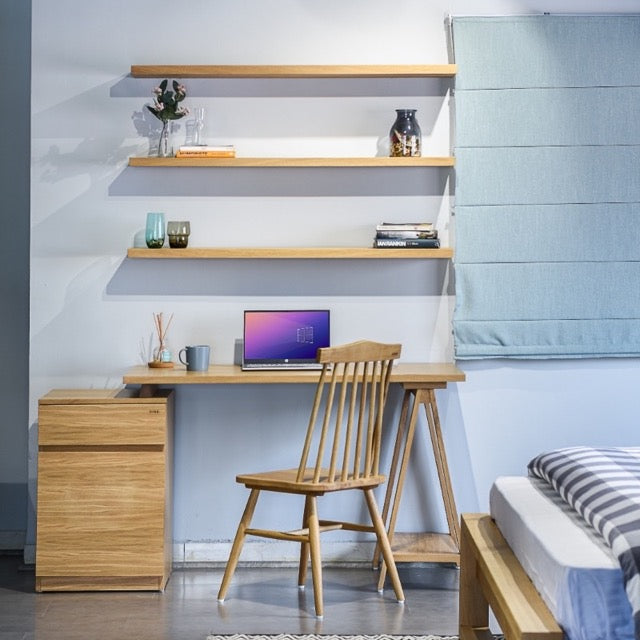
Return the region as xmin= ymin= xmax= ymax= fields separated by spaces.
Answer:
xmin=109 ymin=166 xmax=451 ymax=198
xmin=106 ymin=258 xmax=454 ymax=297
xmin=111 ymin=74 xmax=454 ymax=187
xmin=111 ymin=75 xmax=453 ymax=100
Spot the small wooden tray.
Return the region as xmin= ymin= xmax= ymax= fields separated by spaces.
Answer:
xmin=148 ymin=361 xmax=174 ymax=369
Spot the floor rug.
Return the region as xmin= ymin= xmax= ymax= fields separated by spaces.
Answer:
xmin=206 ymin=635 xmax=458 ymax=640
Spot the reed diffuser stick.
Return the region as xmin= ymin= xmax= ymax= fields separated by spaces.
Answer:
xmin=152 ymin=312 xmax=174 ymax=361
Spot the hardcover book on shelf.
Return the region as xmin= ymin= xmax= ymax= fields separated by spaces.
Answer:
xmin=373 ymin=220 xmax=438 ymax=246
xmin=373 ymin=237 xmax=441 ymax=248
xmin=375 ymin=222 xmax=434 ymax=232
xmin=375 ymin=229 xmax=438 ymax=239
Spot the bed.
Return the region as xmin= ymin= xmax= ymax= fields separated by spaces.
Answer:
xmin=459 ymin=447 xmax=638 ymax=640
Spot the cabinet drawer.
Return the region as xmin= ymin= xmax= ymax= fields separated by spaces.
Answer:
xmin=39 ymin=403 xmax=167 ymax=446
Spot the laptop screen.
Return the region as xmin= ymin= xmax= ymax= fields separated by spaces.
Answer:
xmin=243 ymin=310 xmax=330 ymax=368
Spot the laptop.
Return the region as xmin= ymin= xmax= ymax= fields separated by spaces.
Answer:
xmin=242 ymin=309 xmax=330 ymax=370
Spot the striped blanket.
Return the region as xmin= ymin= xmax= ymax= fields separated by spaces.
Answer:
xmin=528 ymin=446 xmax=640 ymax=639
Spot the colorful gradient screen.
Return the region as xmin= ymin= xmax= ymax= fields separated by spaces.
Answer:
xmin=243 ymin=310 xmax=330 ymax=364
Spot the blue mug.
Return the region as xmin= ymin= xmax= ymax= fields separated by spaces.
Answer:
xmin=179 ymin=345 xmax=210 ymax=371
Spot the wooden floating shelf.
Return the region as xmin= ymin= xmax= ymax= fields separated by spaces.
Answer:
xmin=128 ymin=156 xmax=455 ymax=168
xmin=130 ymin=64 xmax=457 ymax=78
xmin=126 ymin=247 xmax=453 ymax=260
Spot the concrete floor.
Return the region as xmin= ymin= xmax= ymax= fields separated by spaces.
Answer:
xmin=0 ymin=555 xmax=460 ymax=640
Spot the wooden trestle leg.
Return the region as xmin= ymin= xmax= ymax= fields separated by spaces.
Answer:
xmin=374 ymin=384 xmax=460 ymax=590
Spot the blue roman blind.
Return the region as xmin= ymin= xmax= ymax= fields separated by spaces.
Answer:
xmin=452 ymin=15 xmax=640 ymax=358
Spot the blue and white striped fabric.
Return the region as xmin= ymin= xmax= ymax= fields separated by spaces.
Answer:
xmin=528 ymin=447 xmax=640 ymax=639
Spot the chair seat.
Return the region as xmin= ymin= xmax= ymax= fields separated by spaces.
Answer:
xmin=237 ymin=468 xmax=387 ymax=494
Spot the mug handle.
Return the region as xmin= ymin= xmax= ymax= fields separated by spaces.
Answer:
xmin=178 ymin=348 xmax=188 ymax=366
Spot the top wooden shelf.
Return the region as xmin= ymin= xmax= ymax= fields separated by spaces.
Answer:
xmin=128 ymin=156 xmax=455 ymax=168
xmin=130 ymin=64 xmax=457 ymax=79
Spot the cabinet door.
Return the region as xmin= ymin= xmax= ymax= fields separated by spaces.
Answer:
xmin=36 ymin=449 xmax=166 ymax=577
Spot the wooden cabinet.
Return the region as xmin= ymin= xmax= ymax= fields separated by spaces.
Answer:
xmin=35 ymin=388 xmax=174 ymax=592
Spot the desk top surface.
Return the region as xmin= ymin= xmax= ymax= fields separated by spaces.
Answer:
xmin=123 ymin=362 xmax=465 ymax=386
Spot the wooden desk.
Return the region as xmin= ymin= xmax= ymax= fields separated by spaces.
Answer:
xmin=122 ymin=362 xmax=466 ymax=572
xmin=123 ymin=362 xmax=464 ymax=389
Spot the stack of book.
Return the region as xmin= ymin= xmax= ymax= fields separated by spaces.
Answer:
xmin=373 ymin=222 xmax=440 ymax=248
xmin=175 ymin=145 xmax=236 ymax=158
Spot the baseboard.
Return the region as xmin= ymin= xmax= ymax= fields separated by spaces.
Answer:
xmin=23 ymin=543 xmax=35 ymax=565
xmin=174 ymin=540 xmax=376 ymax=567
xmin=25 ymin=540 xmax=377 ymax=568
xmin=0 ymin=530 xmax=25 ymax=551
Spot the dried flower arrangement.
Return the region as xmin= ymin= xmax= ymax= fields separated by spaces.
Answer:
xmin=146 ymin=79 xmax=189 ymax=156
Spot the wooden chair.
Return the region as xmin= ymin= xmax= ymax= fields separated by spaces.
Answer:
xmin=217 ymin=340 xmax=405 ymax=618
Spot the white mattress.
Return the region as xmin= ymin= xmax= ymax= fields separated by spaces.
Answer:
xmin=490 ymin=476 xmax=634 ymax=640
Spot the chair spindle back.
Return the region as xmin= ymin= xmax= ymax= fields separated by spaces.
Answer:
xmin=296 ymin=341 xmax=401 ymax=484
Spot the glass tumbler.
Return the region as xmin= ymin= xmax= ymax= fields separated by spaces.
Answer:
xmin=167 ymin=221 xmax=190 ymax=248
xmin=192 ymin=107 xmax=205 ymax=146
xmin=145 ymin=212 xmax=165 ymax=249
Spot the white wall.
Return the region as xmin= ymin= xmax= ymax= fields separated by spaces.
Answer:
xmin=27 ymin=0 xmax=640 ymax=563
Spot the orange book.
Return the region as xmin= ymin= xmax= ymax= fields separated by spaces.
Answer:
xmin=176 ymin=149 xmax=236 ymax=158
xmin=176 ymin=145 xmax=235 ymax=158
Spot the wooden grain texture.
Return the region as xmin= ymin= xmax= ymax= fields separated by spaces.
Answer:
xmin=423 ymin=387 xmax=460 ymax=549
xmin=126 ymin=247 xmax=454 ymax=260
xmin=389 ymin=532 xmax=459 ymax=562
xmin=127 ymin=156 xmax=455 ymax=167
xmin=39 ymin=388 xmax=172 ymax=404
xmin=459 ymin=513 xmax=563 ymax=640
xmin=36 ymin=450 xmax=166 ymax=575
xmin=375 ymin=386 xmax=459 ymax=591
xmin=130 ymin=64 xmax=457 ymax=78
xmin=38 ymin=404 xmax=167 ymax=446
xmin=34 ymin=575 xmax=167 ymax=592
xmin=35 ymin=391 xmax=174 ymax=592
xmin=122 ymin=362 xmax=466 ymax=387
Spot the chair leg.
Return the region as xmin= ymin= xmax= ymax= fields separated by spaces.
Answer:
xmin=217 ymin=488 xmax=260 ymax=602
xmin=363 ymin=488 xmax=405 ymax=604
xmin=298 ymin=495 xmax=311 ymax=589
xmin=307 ymin=496 xmax=324 ymax=618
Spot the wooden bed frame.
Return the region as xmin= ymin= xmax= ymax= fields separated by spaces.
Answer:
xmin=459 ymin=513 xmax=563 ymax=640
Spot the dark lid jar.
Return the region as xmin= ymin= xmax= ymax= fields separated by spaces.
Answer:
xmin=389 ymin=109 xmax=421 ymax=157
